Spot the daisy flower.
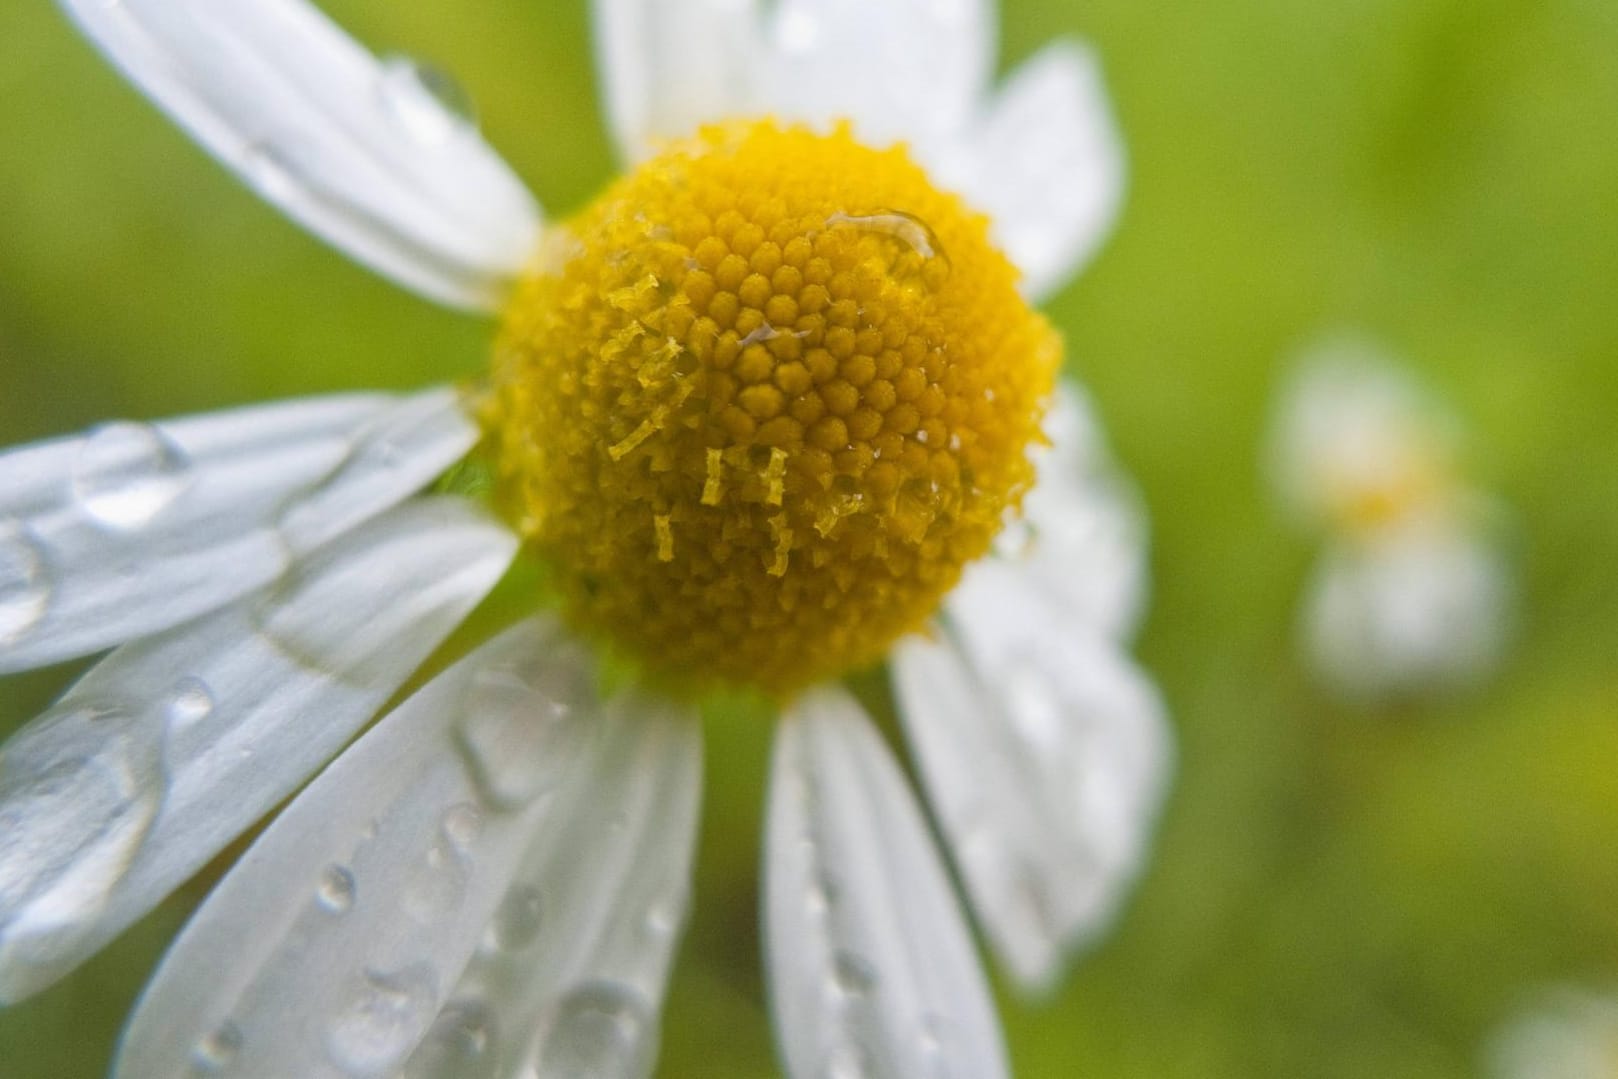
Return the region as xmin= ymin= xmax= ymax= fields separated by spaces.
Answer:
xmin=1266 ymin=336 xmax=1513 ymax=702
xmin=0 ymin=1 xmax=1170 ymax=1076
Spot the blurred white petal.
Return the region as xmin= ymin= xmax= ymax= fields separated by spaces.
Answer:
xmin=0 ymin=388 xmax=477 ymax=674
xmin=594 ymin=0 xmax=991 ymax=164
xmin=1486 ymin=988 xmax=1618 ymax=1079
xmin=933 ymin=42 xmax=1127 ymax=300
xmin=402 ymin=689 xmax=702 ymax=1079
xmin=897 ymin=564 xmax=1172 ymax=992
xmin=998 ymin=380 xmax=1150 ymax=641
xmin=591 ymin=0 xmax=765 ymax=162
xmin=0 ymin=498 xmax=515 ymax=1004
xmin=1304 ymin=515 xmax=1512 ymax=701
xmin=766 ymin=687 xmax=1008 ymax=1079
xmin=56 ymin=0 xmax=542 ymax=309
xmin=116 ymin=617 xmax=613 ymax=1079
xmin=754 ymin=0 xmax=993 ymax=152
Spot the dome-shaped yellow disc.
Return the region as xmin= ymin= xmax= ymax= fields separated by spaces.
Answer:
xmin=485 ymin=121 xmax=1060 ymax=695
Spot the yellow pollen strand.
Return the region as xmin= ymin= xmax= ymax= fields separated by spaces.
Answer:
xmin=654 ymin=514 xmax=675 ymax=562
xmin=703 ymin=448 xmax=725 ymax=506
xmin=765 ymin=447 xmax=788 ymax=508
xmin=485 ymin=120 xmax=1060 ymax=695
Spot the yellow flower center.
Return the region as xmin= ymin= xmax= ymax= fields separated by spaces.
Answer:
xmin=485 ymin=121 xmax=1059 ymax=695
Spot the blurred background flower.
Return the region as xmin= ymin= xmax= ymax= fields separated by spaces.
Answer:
xmin=3 ymin=0 xmax=1616 ymax=1077
xmin=1266 ymin=338 xmax=1514 ymax=701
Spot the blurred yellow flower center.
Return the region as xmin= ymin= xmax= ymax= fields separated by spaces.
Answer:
xmin=485 ymin=121 xmax=1059 ymax=694
xmin=1322 ymin=443 xmax=1451 ymax=535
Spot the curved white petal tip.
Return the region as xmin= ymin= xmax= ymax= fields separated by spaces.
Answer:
xmin=901 ymin=565 xmax=1173 ymax=992
xmin=767 ymin=687 xmax=1009 ymax=1079
xmin=56 ymin=0 xmax=542 ymax=309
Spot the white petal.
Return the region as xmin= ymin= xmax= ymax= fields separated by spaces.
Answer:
xmin=754 ymin=0 xmax=994 ymax=152
xmin=56 ymin=0 xmax=542 ymax=309
xmin=401 ymin=689 xmax=702 ymax=1079
xmin=997 ymin=380 xmax=1150 ymax=641
xmin=934 ymin=42 xmax=1126 ymax=300
xmin=1485 ymin=988 xmax=1618 ymax=1079
xmin=0 ymin=387 xmax=477 ymax=674
xmin=896 ymin=564 xmax=1173 ymax=993
xmin=591 ymin=0 xmax=766 ymax=163
xmin=0 ymin=497 xmax=515 ymax=1004
xmin=116 ymin=616 xmax=615 ymax=1079
xmin=1304 ymin=516 xmax=1511 ymax=701
xmin=593 ymin=0 xmax=992 ymax=163
xmin=766 ymin=687 xmax=1008 ymax=1079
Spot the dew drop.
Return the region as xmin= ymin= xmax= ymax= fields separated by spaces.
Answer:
xmin=70 ymin=421 xmax=191 ymax=530
xmin=165 ymin=677 xmax=215 ymax=729
xmin=378 ymin=56 xmax=476 ymax=146
xmin=401 ymin=997 xmax=498 ymax=1079
xmin=827 ymin=210 xmax=940 ymax=259
xmin=917 ymin=1012 xmax=957 ymax=1078
xmin=535 ymin=981 xmax=655 ymax=1079
xmin=1004 ymin=655 xmax=1064 ymax=754
xmin=825 ymin=1040 xmax=874 ymax=1079
xmin=243 ymin=141 xmax=303 ymax=203
xmin=642 ymin=896 xmax=682 ymax=941
xmin=440 ymin=802 xmax=484 ymax=850
xmin=327 ymin=964 xmax=439 ymax=1078
xmin=0 ymin=520 xmax=50 ymax=645
xmin=831 ymin=950 xmax=877 ymax=999
xmin=317 ymin=864 xmax=357 ymax=914
xmin=401 ymin=841 xmax=472 ymax=925
xmin=805 ymin=868 xmax=839 ymax=917
xmin=454 ymin=651 xmax=597 ymax=811
xmin=190 ymin=1020 xmax=243 ymax=1073
xmin=248 ymin=555 xmax=388 ymax=687
xmin=0 ymin=710 xmax=162 ymax=952
xmin=489 ymin=884 xmax=543 ymax=951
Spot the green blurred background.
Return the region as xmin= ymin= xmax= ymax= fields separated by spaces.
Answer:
xmin=3 ymin=0 xmax=1616 ymax=1075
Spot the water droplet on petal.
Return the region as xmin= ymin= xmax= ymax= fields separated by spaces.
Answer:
xmin=327 ymin=964 xmax=439 ymax=1078
xmin=402 ymin=997 xmax=498 ymax=1079
xmin=440 ymin=803 xmax=483 ymax=850
xmin=0 ymin=709 xmax=162 ymax=964
xmin=191 ymin=1020 xmax=243 ymax=1073
xmin=642 ymin=895 xmax=682 ymax=942
xmin=489 ymin=884 xmax=543 ymax=951
xmin=831 ymin=950 xmax=876 ymax=999
xmin=164 ymin=677 xmax=215 ymax=729
xmin=916 ymin=1012 xmax=960 ymax=1078
xmin=378 ymin=56 xmax=477 ymax=146
xmin=825 ymin=1040 xmax=874 ymax=1079
xmin=244 ymin=142 xmax=304 ymax=203
xmin=71 ymin=422 xmax=191 ymax=530
xmin=402 ymin=805 xmax=479 ymax=922
xmin=1004 ymin=654 xmax=1064 ymax=755
xmin=317 ymin=864 xmax=356 ymax=914
xmin=804 ymin=865 xmax=839 ymax=918
xmin=0 ymin=520 xmax=50 ymax=645
xmin=536 ymin=981 xmax=655 ymax=1079
xmin=454 ymin=651 xmax=598 ymax=811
